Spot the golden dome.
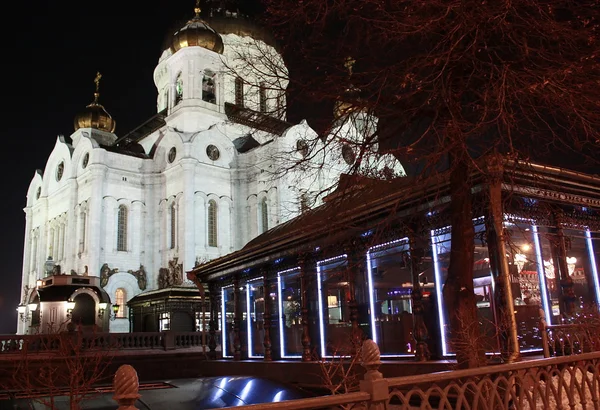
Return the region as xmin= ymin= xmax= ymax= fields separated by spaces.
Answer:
xmin=171 ymin=7 xmax=224 ymax=54
xmin=74 ymin=72 xmax=116 ymax=133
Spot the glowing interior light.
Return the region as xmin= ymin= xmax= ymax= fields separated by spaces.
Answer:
xmin=246 ymin=283 xmax=253 ymax=358
xmin=277 ymin=273 xmax=285 ymax=359
xmin=431 ymin=229 xmax=449 ymax=356
xmin=365 ymin=252 xmax=378 ymax=345
xmin=316 ymin=263 xmax=326 ymax=358
xmin=585 ymin=230 xmax=600 ymax=308
xmin=221 ymin=287 xmax=230 ymax=358
xmin=532 ymin=225 xmax=552 ymax=323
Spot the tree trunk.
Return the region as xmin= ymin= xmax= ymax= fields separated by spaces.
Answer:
xmin=442 ymin=153 xmax=487 ymax=368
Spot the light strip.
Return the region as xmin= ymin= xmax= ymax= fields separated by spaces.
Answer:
xmin=246 ymin=283 xmax=253 ymax=357
xmin=277 ymin=273 xmax=285 ymax=359
xmin=365 ymin=252 xmax=377 ymax=345
xmin=431 ymin=228 xmax=449 ymax=356
xmin=316 ymin=263 xmax=326 ymax=358
xmin=532 ymin=225 xmax=552 ymax=323
xmin=221 ymin=287 xmax=231 ymax=358
xmin=585 ymin=230 xmax=600 ymax=308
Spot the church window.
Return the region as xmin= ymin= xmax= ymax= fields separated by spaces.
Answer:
xmin=296 ymin=139 xmax=309 ymax=158
xmin=168 ymin=147 xmax=177 ymax=164
xmin=117 ymin=205 xmax=128 ymax=252
xmin=202 ymin=70 xmax=216 ymax=104
xmin=48 ymin=228 xmax=55 ymax=260
xmin=259 ymin=82 xmax=267 ymax=113
xmin=175 ymin=73 xmax=183 ymax=105
xmin=260 ymin=197 xmax=269 ymax=233
xmin=115 ymin=288 xmax=126 ymax=318
xmin=206 ymin=144 xmax=220 ymax=161
xmin=300 ymin=194 xmax=310 ymax=213
xmin=36 ymin=187 xmax=41 ymax=200
xmin=58 ymin=223 xmax=65 ymax=261
xmin=208 ymin=200 xmax=218 ymax=247
xmin=56 ymin=162 xmax=64 ymax=181
xmin=82 ymin=153 xmax=89 ymax=169
xmin=30 ymin=233 xmax=38 ymax=273
xmin=163 ymin=88 xmax=169 ymax=111
xmin=170 ymin=202 xmax=177 ymax=249
xmin=234 ymin=77 xmax=244 ymax=106
xmin=342 ymin=144 xmax=356 ymax=165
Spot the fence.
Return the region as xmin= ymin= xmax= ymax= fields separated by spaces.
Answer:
xmin=0 ymin=331 xmax=217 ymax=354
xmin=112 ymin=338 xmax=600 ymax=409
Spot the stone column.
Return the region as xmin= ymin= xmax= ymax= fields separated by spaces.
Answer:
xmin=233 ymin=276 xmax=242 ymax=360
xmin=408 ymin=238 xmax=430 ymax=361
xmin=262 ymin=269 xmax=272 ymax=361
xmin=298 ymin=254 xmax=312 ymax=361
xmin=485 ymin=155 xmax=520 ymax=362
xmin=208 ymin=283 xmax=218 ymax=359
xmin=181 ymin=160 xmax=196 ymax=274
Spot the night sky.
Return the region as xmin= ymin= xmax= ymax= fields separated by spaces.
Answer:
xmin=0 ymin=1 xmax=214 ymax=333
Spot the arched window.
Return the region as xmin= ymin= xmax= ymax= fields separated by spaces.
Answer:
xmin=202 ymin=70 xmax=216 ymax=104
xmin=234 ymin=77 xmax=244 ymax=106
xmin=175 ymin=72 xmax=183 ymax=105
xmin=115 ymin=288 xmax=126 ymax=318
xmin=170 ymin=202 xmax=177 ymax=249
xmin=117 ymin=205 xmax=128 ymax=252
xmin=30 ymin=232 xmax=38 ymax=273
xmin=260 ymin=197 xmax=269 ymax=233
xmin=208 ymin=199 xmax=218 ymax=247
xmin=259 ymin=82 xmax=267 ymax=113
xmin=58 ymin=223 xmax=65 ymax=261
xmin=48 ymin=228 xmax=55 ymax=260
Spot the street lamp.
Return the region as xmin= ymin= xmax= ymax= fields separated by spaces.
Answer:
xmin=111 ymin=304 xmax=120 ymax=321
xmin=98 ymin=302 xmax=107 ymax=319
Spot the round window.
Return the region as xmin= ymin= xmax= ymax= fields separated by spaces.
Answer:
xmin=82 ymin=153 xmax=89 ymax=169
xmin=296 ymin=139 xmax=309 ymax=158
xmin=168 ymin=147 xmax=177 ymax=163
xmin=342 ymin=144 xmax=356 ymax=165
xmin=36 ymin=187 xmax=41 ymax=200
xmin=56 ymin=162 xmax=64 ymax=181
xmin=206 ymin=144 xmax=220 ymax=161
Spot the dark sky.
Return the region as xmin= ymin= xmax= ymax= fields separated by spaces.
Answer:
xmin=0 ymin=1 xmax=206 ymax=333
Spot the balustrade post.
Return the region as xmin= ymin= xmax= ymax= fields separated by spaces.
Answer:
xmin=113 ymin=364 xmax=140 ymax=410
xmin=299 ymin=254 xmax=312 ymax=362
xmin=233 ymin=276 xmax=242 ymax=360
xmin=409 ymin=240 xmax=430 ymax=361
xmin=359 ymin=339 xmax=389 ymax=410
xmin=540 ymin=308 xmax=550 ymax=358
xmin=208 ymin=283 xmax=218 ymax=359
xmin=263 ymin=270 xmax=273 ymax=361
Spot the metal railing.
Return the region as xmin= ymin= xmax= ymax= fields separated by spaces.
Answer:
xmin=540 ymin=315 xmax=600 ymax=358
xmin=111 ymin=339 xmax=600 ymax=409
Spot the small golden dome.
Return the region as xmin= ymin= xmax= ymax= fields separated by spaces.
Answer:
xmin=171 ymin=8 xmax=224 ymax=54
xmin=74 ymin=72 xmax=116 ymax=133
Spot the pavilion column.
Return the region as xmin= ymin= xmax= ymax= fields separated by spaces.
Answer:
xmin=298 ymin=254 xmax=312 ymax=362
xmin=345 ymin=241 xmax=365 ymax=348
xmin=551 ymin=211 xmax=576 ymax=317
xmin=233 ymin=275 xmax=242 ymax=360
xmin=408 ymin=234 xmax=430 ymax=361
xmin=262 ymin=269 xmax=272 ymax=361
xmin=485 ymin=155 xmax=520 ymax=363
xmin=208 ymin=283 xmax=218 ymax=360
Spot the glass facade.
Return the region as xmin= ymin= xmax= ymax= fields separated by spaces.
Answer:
xmin=278 ymin=268 xmax=303 ymax=358
xmin=317 ymin=255 xmax=349 ymax=357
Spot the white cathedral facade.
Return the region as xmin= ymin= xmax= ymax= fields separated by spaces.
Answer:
xmin=18 ymin=6 xmax=404 ymax=334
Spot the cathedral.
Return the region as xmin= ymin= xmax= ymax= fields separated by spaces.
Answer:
xmin=17 ymin=2 xmax=404 ymax=334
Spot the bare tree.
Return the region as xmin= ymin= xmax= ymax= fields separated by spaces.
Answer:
xmin=217 ymin=0 xmax=600 ymax=367
xmin=1 ymin=321 xmax=116 ymax=409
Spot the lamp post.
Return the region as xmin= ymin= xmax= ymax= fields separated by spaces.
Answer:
xmin=112 ymin=304 xmax=120 ymax=320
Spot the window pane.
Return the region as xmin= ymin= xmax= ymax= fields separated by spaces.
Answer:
xmin=278 ymin=269 xmax=302 ymax=357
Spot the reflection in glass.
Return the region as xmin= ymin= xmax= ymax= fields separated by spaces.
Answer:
xmin=247 ymin=278 xmax=264 ymax=358
xmin=317 ymin=255 xmax=348 ymax=357
xmin=367 ymin=238 xmax=416 ymax=356
xmin=222 ymin=286 xmax=235 ymax=358
xmin=277 ymin=268 xmax=302 ymax=358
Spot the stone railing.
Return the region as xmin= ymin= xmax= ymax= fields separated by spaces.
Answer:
xmin=0 ymin=331 xmax=214 ymax=355
xmin=113 ymin=340 xmax=600 ymax=409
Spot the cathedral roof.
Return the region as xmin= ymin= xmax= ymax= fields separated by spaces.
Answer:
xmin=170 ymin=5 xmax=224 ymax=54
xmin=74 ymin=72 xmax=116 ymax=133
